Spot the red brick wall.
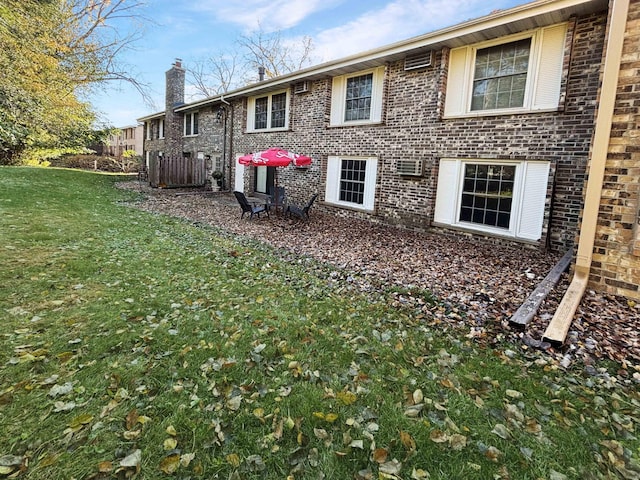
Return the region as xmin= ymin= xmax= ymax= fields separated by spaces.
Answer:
xmin=230 ymin=11 xmax=608 ymax=253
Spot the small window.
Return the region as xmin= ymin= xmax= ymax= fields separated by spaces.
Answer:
xmin=184 ymin=112 xmax=199 ymax=136
xmin=339 ymin=158 xmax=367 ymax=204
xmin=247 ymin=90 xmax=289 ymax=132
xmin=330 ymin=66 xmax=385 ymax=126
xmin=345 ymin=74 xmax=373 ymax=122
xmin=325 ymin=156 xmax=378 ymax=211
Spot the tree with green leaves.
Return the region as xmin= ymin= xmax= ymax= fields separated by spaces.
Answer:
xmin=0 ymin=0 xmax=148 ymax=164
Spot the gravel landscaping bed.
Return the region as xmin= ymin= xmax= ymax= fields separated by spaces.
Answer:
xmin=118 ymin=181 xmax=639 ymax=372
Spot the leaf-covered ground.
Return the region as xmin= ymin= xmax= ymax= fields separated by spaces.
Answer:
xmin=121 ymin=181 xmax=640 ymax=369
xmin=0 ymin=170 xmax=637 ymax=480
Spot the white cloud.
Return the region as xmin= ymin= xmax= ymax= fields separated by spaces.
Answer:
xmin=191 ymin=0 xmax=344 ymax=32
xmin=313 ymin=0 xmax=517 ymax=61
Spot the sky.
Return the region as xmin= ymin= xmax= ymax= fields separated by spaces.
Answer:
xmin=90 ymin=0 xmax=528 ymax=127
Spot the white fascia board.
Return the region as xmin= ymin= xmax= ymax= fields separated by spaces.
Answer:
xmin=137 ymin=111 xmax=166 ymax=122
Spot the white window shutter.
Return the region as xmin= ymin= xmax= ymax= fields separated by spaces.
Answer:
xmin=370 ymin=67 xmax=385 ymax=123
xmin=532 ymin=24 xmax=566 ymax=110
xmin=444 ymin=47 xmax=469 ymax=117
xmin=330 ymin=77 xmax=345 ymax=126
xmin=234 ymin=158 xmax=245 ymax=192
xmin=434 ymin=159 xmax=460 ymax=225
xmin=363 ymin=157 xmax=378 ymax=210
xmin=515 ymin=161 xmax=550 ymax=240
xmin=246 ymin=98 xmax=255 ymax=130
xmin=325 ymin=156 xmax=340 ymax=203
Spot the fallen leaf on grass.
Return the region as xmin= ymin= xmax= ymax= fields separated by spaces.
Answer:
xmin=337 ymin=390 xmax=357 ymax=405
xmin=163 ymin=438 xmax=178 ymax=450
xmin=245 ymin=454 xmax=266 ymax=472
xmin=449 ymin=434 xmax=467 ymax=450
xmin=116 ymin=449 xmax=141 ymax=476
xmin=400 ymin=431 xmax=416 ymax=452
xmin=159 ymin=452 xmax=180 ymax=474
xmin=97 ymin=460 xmax=113 ymax=473
xmin=223 ymin=453 xmax=239 ymax=468
xmin=0 ymin=454 xmax=25 ymax=476
xmin=491 ymin=424 xmax=511 ymax=440
xmin=373 ymin=448 xmax=389 ymax=464
xmin=379 ymin=458 xmax=402 ymax=475
xmin=429 ymin=430 xmax=449 ymax=443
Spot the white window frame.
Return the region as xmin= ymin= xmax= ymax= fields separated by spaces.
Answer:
xmin=324 ymin=156 xmax=378 ymax=212
xmin=444 ymin=23 xmax=567 ymax=118
xmin=434 ymin=158 xmax=550 ymax=241
xmin=145 ymin=122 xmax=151 ymax=140
xmin=246 ymin=89 xmax=290 ymax=132
xmin=184 ymin=112 xmax=199 ymax=137
xmin=330 ymin=66 xmax=385 ymax=126
xmin=159 ymin=119 xmax=164 ymax=139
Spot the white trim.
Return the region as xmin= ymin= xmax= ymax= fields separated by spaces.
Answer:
xmin=246 ymin=89 xmax=290 ymax=132
xmin=183 ymin=112 xmax=199 ymax=137
xmin=325 ymin=156 xmax=378 ymax=211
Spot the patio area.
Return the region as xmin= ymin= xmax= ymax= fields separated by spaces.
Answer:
xmin=119 ymin=181 xmax=639 ymax=369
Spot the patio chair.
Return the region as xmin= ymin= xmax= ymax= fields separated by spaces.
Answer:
xmin=233 ymin=191 xmax=269 ymax=220
xmin=268 ymin=186 xmax=287 ymax=214
xmin=286 ymin=193 xmax=318 ymax=221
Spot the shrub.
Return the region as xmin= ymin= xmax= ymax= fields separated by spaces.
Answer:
xmin=50 ymin=154 xmax=141 ymax=173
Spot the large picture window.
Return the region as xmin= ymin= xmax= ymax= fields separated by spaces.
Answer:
xmin=247 ymin=90 xmax=289 ymax=132
xmin=434 ymin=159 xmax=550 ymax=241
xmin=325 ymin=156 xmax=378 ymax=211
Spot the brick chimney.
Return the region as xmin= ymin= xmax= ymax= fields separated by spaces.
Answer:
xmin=165 ymin=58 xmax=185 ymax=159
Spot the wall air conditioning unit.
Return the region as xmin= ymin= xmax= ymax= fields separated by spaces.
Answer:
xmin=404 ymin=50 xmax=434 ymax=71
xmin=293 ymin=81 xmax=309 ymax=94
xmin=396 ymin=159 xmax=424 ymax=176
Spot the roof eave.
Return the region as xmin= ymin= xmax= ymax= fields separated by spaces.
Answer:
xmin=172 ymin=0 xmax=607 ymax=113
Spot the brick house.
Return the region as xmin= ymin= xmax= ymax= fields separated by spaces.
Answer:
xmin=139 ymin=0 xmax=639 ymax=317
xmin=105 ymin=124 xmax=144 ymax=157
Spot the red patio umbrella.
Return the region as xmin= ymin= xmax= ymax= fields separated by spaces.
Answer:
xmin=238 ymin=147 xmax=312 ymax=167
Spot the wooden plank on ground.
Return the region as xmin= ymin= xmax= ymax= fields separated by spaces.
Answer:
xmin=509 ymin=248 xmax=573 ymax=328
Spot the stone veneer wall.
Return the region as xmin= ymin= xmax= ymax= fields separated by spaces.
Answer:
xmin=588 ymin=0 xmax=640 ymax=299
xmin=230 ymin=10 xmax=608 ymax=253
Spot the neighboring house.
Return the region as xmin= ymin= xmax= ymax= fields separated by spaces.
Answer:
xmin=138 ymin=0 xmax=639 ymax=315
xmin=105 ymin=124 xmax=144 ymax=157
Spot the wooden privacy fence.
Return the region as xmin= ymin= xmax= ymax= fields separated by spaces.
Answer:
xmin=148 ymin=156 xmax=207 ymax=188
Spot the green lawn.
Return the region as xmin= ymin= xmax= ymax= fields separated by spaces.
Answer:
xmin=0 ymin=167 xmax=638 ymax=479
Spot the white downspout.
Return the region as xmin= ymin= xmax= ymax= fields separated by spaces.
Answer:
xmin=543 ymin=0 xmax=630 ymax=344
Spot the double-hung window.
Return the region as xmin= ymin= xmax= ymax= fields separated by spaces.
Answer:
xmin=434 ymin=159 xmax=550 ymax=241
xmin=325 ymin=156 xmax=378 ymax=211
xmin=247 ymin=90 xmax=289 ymax=132
xmin=184 ymin=112 xmax=199 ymax=136
xmin=330 ymin=66 xmax=385 ymax=126
xmin=445 ymin=23 xmax=567 ymax=117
